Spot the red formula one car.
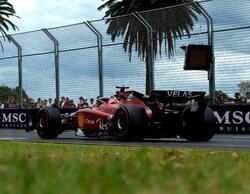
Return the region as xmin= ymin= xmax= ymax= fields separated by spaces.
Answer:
xmin=33 ymin=86 xmax=215 ymax=141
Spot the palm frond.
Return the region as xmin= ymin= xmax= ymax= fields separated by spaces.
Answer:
xmin=99 ymin=0 xmax=201 ymax=60
xmin=0 ymin=0 xmax=18 ymax=41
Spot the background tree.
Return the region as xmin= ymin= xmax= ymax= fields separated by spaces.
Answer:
xmin=238 ymin=81 xmax=250 ymax=95
xmin=0 ymin=85 xmax=33 ymax=105
xmin=98 ymin=0 xmax=201 ymax=94
xmin=215 ymin=90 xmax=230 ymax=104
xmin=0 ymin=0 xmax=18 ymax=48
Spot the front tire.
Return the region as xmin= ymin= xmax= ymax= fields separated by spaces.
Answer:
xmin=36 ymin=107 xmax=61 ymax=139
xmin=113 ymin=104 xmax=147 ymax=140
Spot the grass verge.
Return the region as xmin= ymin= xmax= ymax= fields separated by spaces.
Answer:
xmin=0 ymin=141 xmax=249 ymax=194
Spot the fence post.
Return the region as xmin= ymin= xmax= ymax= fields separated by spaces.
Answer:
xmin=85 ymin=21 xmax=103 ymax=97
xmin=132 ymin=12 xmax=154 ymax=94
xmin=42 ymin=28 xmax=60 ymax=106
xmin=193 ymin=2 xmax=215 ymax=104
xmin=8 ymin=35 xmax=23 ymax=108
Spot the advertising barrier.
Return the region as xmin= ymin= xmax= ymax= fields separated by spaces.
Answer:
xmin=211 ymin=105 xmax=250 ymax=134
xmin=0 ymin=109 xmax=37 ymax=129
xmin=0 ymin=105 xmax=249 ymax=134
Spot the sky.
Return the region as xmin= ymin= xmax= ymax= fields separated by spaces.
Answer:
xmin=8 ymin=0 xmax=106 ymax=33
xmin=1 ymin=0 xmax=249 ymax=101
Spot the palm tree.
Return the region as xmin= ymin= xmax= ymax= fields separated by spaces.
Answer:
xmin=0 ymin=0 xmax=18 ymax=46
xmin=98 ymin=0 xmax=202 ymax=94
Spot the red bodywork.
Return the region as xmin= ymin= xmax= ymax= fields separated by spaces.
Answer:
xmin=76 ymin=89 xmax=152 ymax=133
xmin=32 ymin=86 xmax=215 ymax=141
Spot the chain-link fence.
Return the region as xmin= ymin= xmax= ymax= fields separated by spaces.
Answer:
xmin=0 ymin=0 xmax=249 ymax=107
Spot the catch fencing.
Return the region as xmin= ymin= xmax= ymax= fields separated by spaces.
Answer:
xmin=0 ymin=0 xmax=249 ymax=107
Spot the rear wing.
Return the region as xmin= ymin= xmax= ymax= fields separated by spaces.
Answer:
xmin=150 ymin=90 xmax=206 ymax=104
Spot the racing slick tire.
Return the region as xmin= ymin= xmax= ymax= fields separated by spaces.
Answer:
xmin=36 ymin=107 xmax=62 ymax=139
xmin=113 ymin=104 xmax=147 ymax=141
xmin=181 ymin=106 xmax=215 ymax=142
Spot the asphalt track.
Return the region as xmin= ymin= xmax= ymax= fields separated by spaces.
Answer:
xmin=1 ymin=129 xmax=250 ymax=150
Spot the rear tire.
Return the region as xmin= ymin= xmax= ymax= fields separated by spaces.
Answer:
xmin=181 ymin=106 xmax=215 ymax=141
xmin=113 ymin=104 xmax=147 ymax=140
xmin=36 ymin=107 xmax=61 ymax=139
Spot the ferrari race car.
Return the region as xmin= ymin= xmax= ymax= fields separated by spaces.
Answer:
xmin=31 ymin=86 xmax=216 ymax=141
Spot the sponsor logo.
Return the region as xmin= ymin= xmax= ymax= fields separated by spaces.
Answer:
xmin=0 ymin=113 xmax=27 ymax=128
xmin=97 ymin=116 xmax=112 ymax=131
xmin=0 ymin=113 xmax=26 ymax=123
xmin=214 ymin=111 xmax=250 ymax=132
xmin=85 ymin=117 xmax=113 ymax=131
xmin=166 ymin=91 xmax=193 ymax=98
xmin=214 ymin=111 xmax=250 ymax=125
xmin=218 ymin=126 xmax=250 ymax=133
xmin=85 ymin=119 xmax=95 ymax=125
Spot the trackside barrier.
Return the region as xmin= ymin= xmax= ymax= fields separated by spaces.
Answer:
xmin=211 ymin=105 xmax=250 ymax=134
xmin=0 ymin=106 xmax=249 ymax=134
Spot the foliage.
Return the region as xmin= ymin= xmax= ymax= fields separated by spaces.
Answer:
xmin=238 ymin=81 xmax=250 ymax=95
xmin=98 ymin=0 xmax=201 ymax=60
xmin=0 ymin=85 xmax=32 ymax=103
xmin=0 ymin=141 xmax=250 ymax=194
xmin=215 ymin=90 xmax=229 ymax=100
xmin=0 ymin=0 xmax=19 ymax=48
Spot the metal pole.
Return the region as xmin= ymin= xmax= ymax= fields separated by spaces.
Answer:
xmin=42 ymin=28 xmax=60 ymax=106
xmin=132 ymin=12 xmax=155 ymax=94
xmin=8 ymin=35 xmax=23 ymax=108
xmin=85 ymin=21 xmax=103 ymax=97
xmin=193 ymin=2 xmax=215 ymax=104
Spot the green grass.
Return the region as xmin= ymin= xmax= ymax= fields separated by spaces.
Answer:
xmin=0 ymin=141 xmax=249 ymax=194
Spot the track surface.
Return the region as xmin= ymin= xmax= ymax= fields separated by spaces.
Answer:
xmin=1 ymin=129 xmax=250 ymax=150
